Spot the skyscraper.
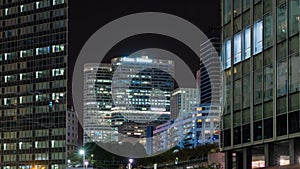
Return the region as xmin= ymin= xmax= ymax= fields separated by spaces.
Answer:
xmin=197 ymin=36 xmax=221 ymax=105
xmin=82 ymin=56 xmax=174 ymax=145
xmin=221 ymin=0 xmax=300 ymax=168
xmin=0 ymin=0 xmax=68 ymax=168
xmin=83 ymin=63 xmax=117 ymax=144
xmin=110 ymin=56 xmax=174 ymax=125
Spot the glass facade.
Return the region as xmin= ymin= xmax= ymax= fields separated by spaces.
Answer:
xmin=110 ymin=56 xmax=174 ymax=126
xmin=221 ymin=0 xmax=300 ymax=168
xmin=83 ymin=63 xmax=117 ymax=144
xmin=0 ymin=0 xmax=68 ymax=168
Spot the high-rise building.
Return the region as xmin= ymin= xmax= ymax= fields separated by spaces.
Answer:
xmin=198 ymin=36 xmax=221 ymax=105
xmin=83 ymin=63 xmax=117 ymax=144
xmin=170 ymin=88 xmax=200 ymax=119
xmin=0 ymin=0 xmax=68 ymax=168
xmin=83 ymin=56 xmax=174 ymax=145
xmin=110 ymin=56 xmax=175 ymax=125
xmin=220 ymin=0 xmax=300 ymax=168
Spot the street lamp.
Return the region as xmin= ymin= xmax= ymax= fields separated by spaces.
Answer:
xmin=79 ymin=149 xmax=85 ymax=169
xmin=128 ymin=159 xmax=133 ymax=169
xmin=84 ymin=161 xmax=89 ymax=169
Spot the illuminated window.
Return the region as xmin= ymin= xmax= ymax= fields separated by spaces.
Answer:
xmin=52 ymin=68 xmax=64 ymax=76
xmin=19 ymin=142 xmax=22 ymax=149
xmin=224 ymin=39 xmax=231 ymax=69
xmin=36 ymin=2 xmax=40 ymax=9
xmin=280 ymin=155 xmax=290 ymax=166
xmin=20 ymin=5 xmax=24 ymax=12
xmin=243 ymin=27 xmax=251 ymax=59
xmin=234 ymin=33 xmax=242 ymax=64
xmin=53 ymin=0 xmax=64 ymax=5
xmin=253 ymin=20 xmax=263 ymax=55
xmin=52 ymin=44 xmax=65 ymax=52
xmin=36 ymin=46 xmax=50 ymax=55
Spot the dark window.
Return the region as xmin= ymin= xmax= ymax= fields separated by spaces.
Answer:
xmin=234 ymin=79 xmax=242 ymax=111
xmin=254 ymin=121 xmax=262 ymax=141
xmin=289 ymin=92 xmax=300 ymax=111
xmin=224 ymin=129 xmax=231 ymax=147
xmin=277 ymin=3 xmax=287 ymax=42
xmin=264 ymin=0 xmax=273 ymax=13
xmin=224 ymin=0 xmax=231 ymax=24
xmin=264 ymin=118 xmax=273 ymax=139
xmin=254 ymin=70 xmax=263 ymax=104
xmin=242 ymin=124 xmax=251 ymax=143
xmin=289 ymin=111 xmax=300 ymax=134
xmin=243 ymin=0 xmax=250 ymax=11
xmin=289 ymin=0 xmax=300 ymax=36
xmin=277 ymin=96 xmax=287 ymax=114
xmin=264 ymin=13 xmax=273 ymax=49
xmin=196 ymin=121 xmax=202 ymax=128
xmin=233 ymin=126 xmax=241 ymax=145
xmin=234 ymin=0 xmax=241 ymax=17
xmin=277 ymin=114 xmax=287 ymax=136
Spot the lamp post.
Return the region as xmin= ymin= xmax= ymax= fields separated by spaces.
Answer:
xmin=79 ymin=149 xmax=85 ymax=169
xmin=128 ymin=158 xmax=133 ymax=169
xmin=84 ymin=161 xmax=89 ymax=169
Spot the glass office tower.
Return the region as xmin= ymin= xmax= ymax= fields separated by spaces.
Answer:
xmin=83 ymin=63 xmax=117 ymax=144
xmin=221 ymin=0 xmax=300 ymax=168
xmin=0 ymin=0 xmax=68 ymax=168
xmin=110 ymin=56 xmax=174 ymax=125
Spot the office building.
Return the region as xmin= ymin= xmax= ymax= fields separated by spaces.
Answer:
xmin=220 ymin=0 xmax=300 ymax=168
xmin=152 ymin=104 xmax=220 ymax=154
xmin=83 ymin=63 xmax=117 ymax=144
xmin=170 ymin=88 xmax=200 ymax=119
xmin=110 ymin=56 xmax=175 ymax=125
xmin=83 ymin=56 xmax=174 ymax=145
xmin=197 ymin=36 xmax=221 ymax=105
xmin=0 ymin=0 xmax=68 ymax=168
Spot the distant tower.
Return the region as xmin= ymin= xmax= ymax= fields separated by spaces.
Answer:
xmin=83 ymin=63 xmax=117 ymax=144
xmin=110 ymin=56 xmax=175 ymax=125
xmin=110 ymin=56 xmax=175 ymax=144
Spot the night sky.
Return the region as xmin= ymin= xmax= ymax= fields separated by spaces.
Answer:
xmin=68 ymin=0 xmax=220 ymax=105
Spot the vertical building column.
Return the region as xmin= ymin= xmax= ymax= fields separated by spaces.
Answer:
xmin=236 ymin=151 xmax=243 ymax=169
xmin=268 ymin=143 xmax=276 ymax=166
xmin=295 ymin=138 xmax=300 ymax=164
xmin=225 ymin=150 xmax=233 ymax=169
xmin=289 ymin=139 xmax=295 ymax=165
xmin=264 ymin=143 xmax=270 ymax=167
xmin=243 ymin=147 xmax=252 ymax=169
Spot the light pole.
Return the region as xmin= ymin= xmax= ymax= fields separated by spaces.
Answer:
xmin=128 ymin=158 xmax=133 ymax=169
xmin=79 ymin=149 xmax=85 ymax=169
xmin=84 ymin=161 xmax=89 ymax=169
